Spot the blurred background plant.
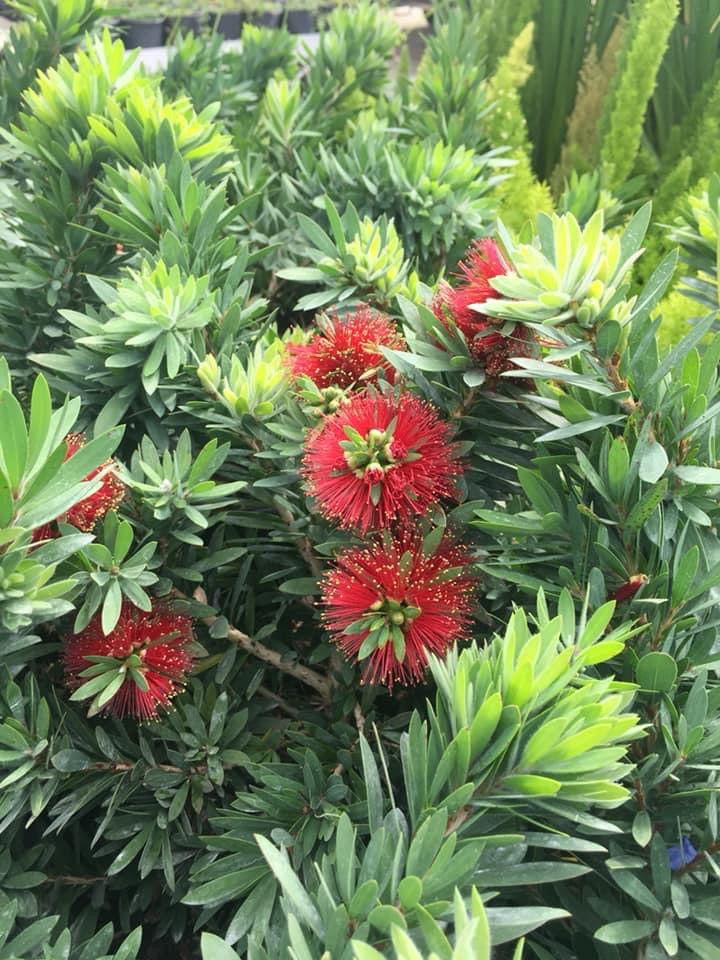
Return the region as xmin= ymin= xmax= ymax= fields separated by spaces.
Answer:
xmin=0 ymin=0 xmax=719 ymax=958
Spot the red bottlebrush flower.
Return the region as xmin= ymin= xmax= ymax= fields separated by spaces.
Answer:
xmin=64 ymin=434 xmax=125 ymax=531
xmin=477 ymin=323 xmax=536 ymax=381
xmin=433 ymin=240 xmax=535 ymax=382
xmin=433 ymin=239 xmax=508 ymax=340
xmin=31 ymin=523 xmax=56 ymax=543
xmin=31 ymin=433 xmax=125 ymax=541
xmin=301 ymin=391 xmax=462 ymax=532
xmin=321 ymin=529 xmax=475 ymax=688
xmin=63 ymin=602 xmax=194 ymax=720
xmin=287 ymin=307 xmax=401 ymax=389
xmin=611 ymin=574 xmax=647 ymax=603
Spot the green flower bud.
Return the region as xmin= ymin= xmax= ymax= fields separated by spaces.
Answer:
xmin=197 ymin=353 xmax=220 ymax=392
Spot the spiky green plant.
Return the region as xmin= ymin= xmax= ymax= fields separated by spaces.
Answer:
xmin=599 ymin=0 xmax=679 ymax=190
xmin=484 ymin=22 xmax=554 ymax=233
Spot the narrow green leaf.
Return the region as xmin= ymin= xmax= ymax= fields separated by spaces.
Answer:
xmin=639 ymin=442 xmax=668 ymax=485
xmin=102 ymin=580 xmax=123 ymax=635
xmin=107 ymin=825 xmax=152 ymax=876
xmin=674 ymin=465 xmax=720 ymax=485
xmin=278 ymin=578 xmax=319 ymax=595
xmin=51 ymin=750 xmax=92 ymax=772
xmin=359 ymin=734 xmax=384 ymax=835
xmin=595 ymin=920 xmax=656 ymax=944
xmin=632 ymin=810 xmax=652 ymax=848
xmin=254 ymin=835 xmax=322 ymax=932
xmin=0 ymin=390 xmax=28 ymax=490
xmin=624 ymin=478 xmax=668 ymax=532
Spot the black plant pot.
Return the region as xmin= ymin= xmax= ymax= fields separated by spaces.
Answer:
xmin=119 ymin=17 xmax=165 ymax=48
xmin=165 ymin=13 xmax=207 ymax=39
xmin=214 ymin=10 xmax=244 ymax=38
xmin=285 ymin=8 xmax=316 ymax=32
xmin=0 ymin=2 xmax=20 ymax=20
xmin=247 ymin=10 xmax=281 ymax=27
xmin=314 ymin=5 xmax=334 ymax=29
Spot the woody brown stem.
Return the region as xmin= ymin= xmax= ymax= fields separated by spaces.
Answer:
xmin=451 ymin=387 xmax=477 ymax=420
xmin=298 ymin=534 xmax=324 ymax=580
xmin=93 ymin=761 xmax=207 ymax=774
xmin=46 ymin=875 xmax=101 ymax=886
xmin=444 ymin=804 xmax=472 ymax=836
xmin=258 ymin=684 xmax=300 ymax=717
xmin=273 ymin=502 xmax=324 ymax=579
xmin=192 ymin=587 xmax=332 ymax=702
xmin=272 ymin=505 xmax=345 ymax=682
xmin=227 ymin=622 xmax=332 ymax=701
xmin=353 ymin=701 xmax=365 ymax=734
xmin=604 ymin=354 xmax=638 ymax=413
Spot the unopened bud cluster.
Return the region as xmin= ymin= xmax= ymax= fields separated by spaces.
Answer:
xmin=197 ymin=339 xmax=288 ymax=420
xmin=341 ymin=216 xmax=412 ymax=298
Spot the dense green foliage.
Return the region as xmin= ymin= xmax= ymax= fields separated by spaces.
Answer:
xmin=1 ymin=1 xmax=720 ymax=959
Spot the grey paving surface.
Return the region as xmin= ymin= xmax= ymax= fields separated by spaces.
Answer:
xmin=0 ymin=15 xmax=11 ymax=45
xmin=136 ymin=31 xmax=318 ymax=71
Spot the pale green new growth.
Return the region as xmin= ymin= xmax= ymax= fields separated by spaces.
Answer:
xmin=482 ymin=207 xmax=644 ymax=330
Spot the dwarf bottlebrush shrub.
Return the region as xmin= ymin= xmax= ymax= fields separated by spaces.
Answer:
xmin=1 ymin=1 xmax=720 ymax=958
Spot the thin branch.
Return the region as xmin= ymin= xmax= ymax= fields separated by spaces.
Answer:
xmin=451 ymin=386 xmax=477 ymax=420
xmin=267 ymin=507 xmax=345 ymax=680
xmin=93 ymin=760 xmax=209 ymax=775
xmin=46 ymin=875 xmax=101 ymax=886
xmin=353 ymin=701 xmax=365 ymax=734
xmin=258 ymin=684 xmax=300 ymax=717
xmin=297 ymin=534 xmax=324 ymax=580
xmin=226 ymin=621 xmax=331 ymax=701
xmin=603 ymin=354 xmax=638 ymax=414
xmin=273 ymin=501 xmax=324 ymax=580
xmin=192 ymin=587 xmax=332 ymax=702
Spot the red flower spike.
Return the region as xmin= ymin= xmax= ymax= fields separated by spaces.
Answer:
xmin=63 ymin=602 xmax=194 ymax=720
xmin=611 ymin=574 xmax=647 ymax=603
xmin=433 ymin=240 xmax=536 ymax=382
xmin=433 ymin=238 xmax=508 ymax=340
xmin=321 ymin=529 xmax=475 ymax=688
xmin=287 ymin=307 xmax=401 ymax=390
xmin=301 ymin=391 xmax=462 ymax=532
xmin=477 ymin=323 xmax=536 ymax=380
xmin=31 ymin=433 xmax=125 ymax=541
xmin=31 ymin=523 xmax=56 ymax=543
